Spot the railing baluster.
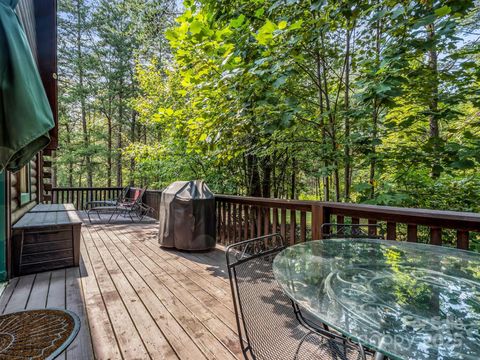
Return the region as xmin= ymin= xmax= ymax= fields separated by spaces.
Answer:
xmin=457 ymin=230 xmax=469 ymax=250
xmin=243 ymin=205 xmax=249 ymax=241
xmin=216 ymin=201 xmax=221 ymax=241
xmin=280 ymin=208 xmax=287 ymax=241
xmin=407 ymin=224 xmax=418 ymax=242
xmin=227 ymin=202 xmax=232 ymax=245
xmin=263 ymin=208 xmax=270 ymax=236
xmin=232 ymin=203 xmax=238 ymax=243
xmin=79 ymin=190 xmax=84 ymax=209
xmin=430 ymin=227 xmax=442 ymax=246
xmin=290 ymin=209 xmax=296 ymax=245
xmin=300 ymin=211 xmax=306 ymax=242
xmin=368 ymin=219 xmax=377 ymax=236
xmin=237 ymin=204 xmax=242 ymax=241
xmin=351 ymin=217 xmax=360 ymax=233
xmin=249 ymin=206 xmax=255 ymax=239
xmin=272 ymin=208 xmax=278 ymax=235
xmin=256 ymin=206 xmax=262 ymax=238
xmin=222 ymin=201 xmax=227 ymax=244
xmin=337 ymin=215 xmax=344 ymax=224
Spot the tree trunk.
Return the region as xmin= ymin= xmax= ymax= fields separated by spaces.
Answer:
xmin=320 ymin=34 xmax=340 ymax=201
xmin=76 ymin=0 xmax=92 ymax=187
xmin=64 ymin=123 xmax=73 ymax=187
xmin=261 ymin=157 xmax=271 ymax=198
xmin=315 ymin=49 xmax=329 ymax=202
xmin=107 ymin=116 xmax=112 ymax=187
xmin=116 ymin=85 xmax=124 ymax=187
xmin=246 ymin=154 xmax=261 ymax=197
xmin=344 ymin=25 xmax=352 ymax=201
xmin=116 ymin=123 xmax=122 ymax=187
xmin=290 ymin=157 xmax=296 ymax=200
xmin=129 ymin=111 xmax=136 ymax=186
xmin=427 ymin=23 xmax=440 ymax=179
xmin=370 ymin=15 xmax=382 ymax=199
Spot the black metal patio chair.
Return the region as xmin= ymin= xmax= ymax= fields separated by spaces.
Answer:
xmin=225 ymin=234 xmax=370 ymax=360
xmin=321 ymin=223 xmax=384 ymax=239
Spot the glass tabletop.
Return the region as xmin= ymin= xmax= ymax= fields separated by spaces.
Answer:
xmin=273 ymin=239 xmax=480 ymax=360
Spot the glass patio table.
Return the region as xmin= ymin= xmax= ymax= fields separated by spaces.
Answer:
xmin=273 ymin=239 xmax=480 ymax=360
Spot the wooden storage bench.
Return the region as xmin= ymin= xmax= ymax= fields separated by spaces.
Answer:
xmin=12 ymin=209 xmax=82 ymax=276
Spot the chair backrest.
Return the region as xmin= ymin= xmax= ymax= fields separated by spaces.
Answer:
xmin=321 ymin=223 xmax=384 ymax=239
xmin=127 ymin=187 xmax=146 ymax=204
xmin=226 ymin=234 xmax=305 ymax=359
xmin=132 ymin=188 xmax=142 ymax=201
xmin=117 ymin=186 xmax=130 ymax=202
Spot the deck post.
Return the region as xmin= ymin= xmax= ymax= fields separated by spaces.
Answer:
xmin=312 ymin=204 xmax=329 ymax=240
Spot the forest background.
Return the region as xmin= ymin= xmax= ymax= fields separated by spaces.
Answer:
xmin=56 ymin=0 xmax=480 ymax=211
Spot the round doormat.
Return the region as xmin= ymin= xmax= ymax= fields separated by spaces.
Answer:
xmin=0 ymin=309 xmax=80 ymax=359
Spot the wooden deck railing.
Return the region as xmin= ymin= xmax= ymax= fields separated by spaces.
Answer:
xmin=215 ymin=195 xmax=480 ymax=250
xmin=52 ymin=187 xmax=123 ymax=210
xmin=50 ymin=187 xmax=480 ymax=250
xmin=51 ymin=186 xmax=163 ymax=218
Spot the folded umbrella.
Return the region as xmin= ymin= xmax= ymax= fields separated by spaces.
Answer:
xmin=0 ymin=0 xmax=54 ymax=172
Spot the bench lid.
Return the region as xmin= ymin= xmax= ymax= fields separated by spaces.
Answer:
xmin=13 ymin=211 xmax=82 ymax=229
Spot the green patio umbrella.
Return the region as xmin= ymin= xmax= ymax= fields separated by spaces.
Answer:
xmin=0 ymin=0 xmax=54 ymax=172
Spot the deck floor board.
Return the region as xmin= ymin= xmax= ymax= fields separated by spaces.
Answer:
xmin=0 ymin=215 xmax=240 ymax=360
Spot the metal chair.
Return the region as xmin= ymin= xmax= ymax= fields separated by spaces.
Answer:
xmin=84 ymin=186 xmax=129 ymax=210
xmin=321 ymin=223 xmax=384 ymax=239
xmin=87 ymin=187 xmax=153 ymax=223
xmin=225 ymin=234 xmax=370 ymax=360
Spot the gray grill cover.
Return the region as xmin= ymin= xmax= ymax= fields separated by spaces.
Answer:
xmin=158 ymin=181 xmax=216 ymax=251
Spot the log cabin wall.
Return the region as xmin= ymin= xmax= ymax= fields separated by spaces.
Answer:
xmin=9 ymin=158 xmax=38 ymax=225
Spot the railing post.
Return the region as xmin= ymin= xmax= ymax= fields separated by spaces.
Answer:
xmin=407 ymin=224 xmax=418 ymax=242
xmin=430 ymin=227 xmax=442 ymax=246
xmin=368 ymin=219 xmax=378 ymax=236
xmin=386 ymin=222 xmax=396 ymax=240
xmin=457 ymin=230 xmax=469 ymax=250
xmin=312 ymin=204 xmax=329 ymax=240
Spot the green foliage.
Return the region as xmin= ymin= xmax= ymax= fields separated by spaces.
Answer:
xmin=57 ymin=0 xmax=480 ymax=213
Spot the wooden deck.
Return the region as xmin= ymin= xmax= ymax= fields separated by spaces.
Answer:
xmin=0 ymin=215 xmax=240 ymax=359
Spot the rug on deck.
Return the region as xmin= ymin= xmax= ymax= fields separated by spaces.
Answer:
xmin=0 ymin=309 xmax=80 ymax=359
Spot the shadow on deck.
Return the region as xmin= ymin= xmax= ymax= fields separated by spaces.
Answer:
xmin=0 ymin=214 xmax=240 ymax=360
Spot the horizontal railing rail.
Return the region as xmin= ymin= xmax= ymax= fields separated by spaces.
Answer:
xmin=50 ymin=187 xmax=480 ymax=250
xmin=52 ymin=187 xmax=124 ymax=210
xmin=215 ymin=195 xmax=480 ymax=250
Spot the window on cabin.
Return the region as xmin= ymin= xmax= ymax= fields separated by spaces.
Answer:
xmin=19 ymin=164 xmax=32 ymax=205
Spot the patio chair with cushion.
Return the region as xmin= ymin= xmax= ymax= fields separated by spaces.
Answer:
xmin=84 ymin=185 xmax=129 ymax=210
xmin=87 ymin=187 xmax=153 ymax=223
xmin=321 ymin=223 xmax=384 ymax=239
xmin=225 ymin=234 xmax=370 ymax=360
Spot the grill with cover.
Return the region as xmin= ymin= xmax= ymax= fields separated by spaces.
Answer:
xmin=158 ymin=180 xmax=216 ymax=251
